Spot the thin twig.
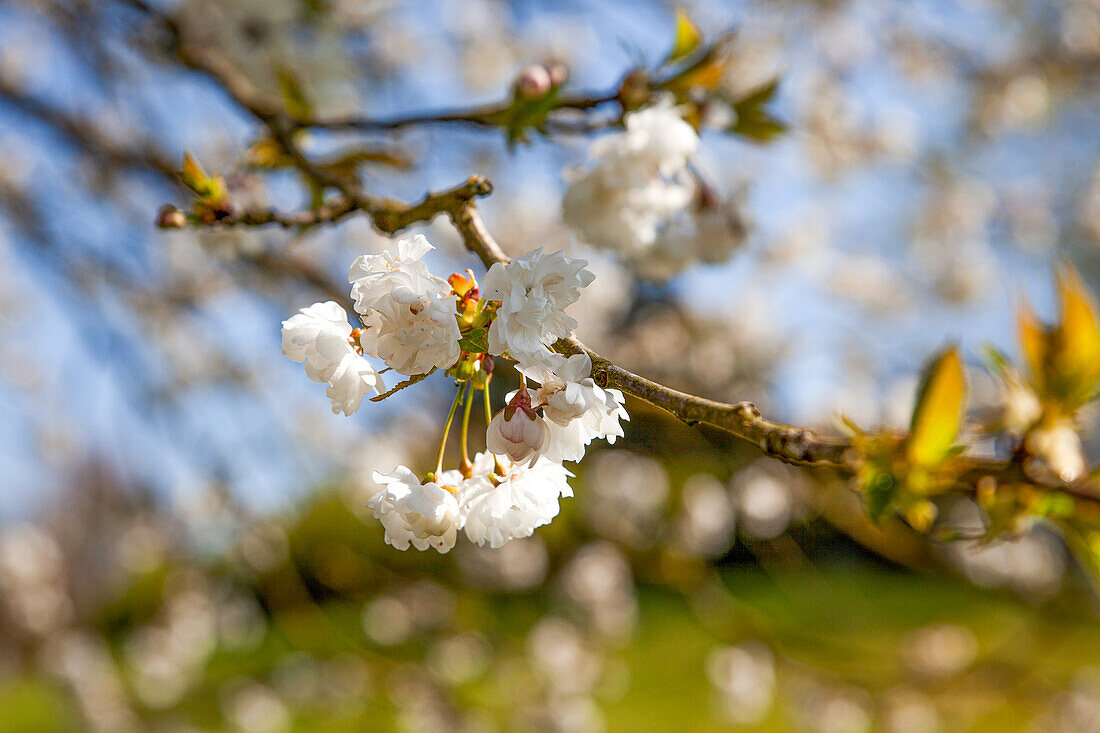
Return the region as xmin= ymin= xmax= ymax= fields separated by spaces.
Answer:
xmin=370 ymin=369 xmax=436 ymax=403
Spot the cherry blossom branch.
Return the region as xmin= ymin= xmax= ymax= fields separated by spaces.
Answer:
xmin=562 ymin=340 xmax=851 ymax=465
xmin=158 ymin=177 xmax=494 ymax=233
xmin=436 ymin=201 xmax=853 ymax=467
xmin=430 ymin=176 xmax=1100 ymax=518
xmin=300 ymin=91 xmax=620 ymax=135
xmin=124 ymin=0 xmax=1100 ymax=521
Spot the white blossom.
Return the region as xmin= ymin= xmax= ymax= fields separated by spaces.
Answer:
xmin=358 ymin=287 xmax=462 ymax=375
xmin=480 ymin=248 xmax=594 ymax=365
xmin=562 ymin=99 xmax=698 ymax=256
xmin=637 ymin=199 xmax=745 ymax=281
xmin=281 ymin=301 xmax=383 ymax=415
xmin=533 ymin=352 xmax=598 ymax=424
xmin=460 ymin=455 xmax=573 ymax=548
xmin=323 ymin=352 xmax=385 ymax=416
xmin=614 ymin=98 xmax=701 ymax=177
xmin=348 ymin=234 xmax=439 ymax=315
xmin=368 ymin=466 xmax=462 ymax=553
xmin=349 ymin=235 xmax=462 ymax=375
xmin=562 ymin=172 xmax=693 ymax=254
xmin=541 ymin=386 xmax=629 ymax=463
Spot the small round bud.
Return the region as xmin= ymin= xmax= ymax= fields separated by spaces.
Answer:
xmin=453 ymin=357 xmax=478 ymax=381
xmin=156 ymin=205 xmax=187 ymax=229
xmin=618 ymin=69 xmax=650 ymax=111
xmin=547 ymin=63 xmax=568 ymax=87
xmin=516 ymin=64 xmax=552 ymax=99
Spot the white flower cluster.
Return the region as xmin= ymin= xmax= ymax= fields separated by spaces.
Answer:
xmin=635 ymin=199 xmax=746 ymax=282
xmin=281 ymin=236 xmax=630 ymax=553
xmin=348 ymin=235 xmax=462 ymax=376
xmin=281 ymin=301 xmax=384 ymax=415
xmin=368 ymin=453 xmax=573 ymax=553
xmin=282 ymin=235 xmax=461 ymax=414
xmin=562 ymin=99 xmax=699 ymax=260
xmin=480 ymin=247 xmax=594 ymax=372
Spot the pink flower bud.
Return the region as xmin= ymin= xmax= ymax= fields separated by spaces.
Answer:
xmin=516 ymin=64 xmax=552 ymax=99
xmin=486 ymin=389 xmax=549 ymax=463
xmin=547 ymin=63 xmax=568 ymax=87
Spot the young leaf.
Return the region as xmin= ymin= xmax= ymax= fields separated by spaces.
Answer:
xmin=864 ymin=472 xmax=898 ymax=523
xmin=1054 ymin=266 xmax=1100 ymax=405
xmin=458 ymin=328 xmax=489 ymax=354
xmin=729 ymin=80 xmax=787 ymax=142
xmin=978 ymin=343 xmax=1011 ymax=377
xmin=730 ymin=110 xmax=787 ymax=142
xmin=907 ymin=346 xmax=967 ymax=467
xmin=665 ymin=10 xmax=703 ymax=64
xmin=180 ymin=152 xmax=208 ymax=193
xmin=668 ymin=54 xmax=728 ymax=92
xmin=277 ymin=67 xmax=312 ymax=121
xmin=735 ymin=79 xmax=781 ymax=110
xmin=1017 ymin=301 xmax=1047 ymax=392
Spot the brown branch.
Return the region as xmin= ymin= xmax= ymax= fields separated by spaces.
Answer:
xmin=300 ymin=91 xmax=619 ymax=134
xmin=163 ymin=176 xmax=496 ymax=237
xmin=559 ymin=338 xmax=851 ymax=465
xmin=158 ymin=198 xmax=363 ymax=230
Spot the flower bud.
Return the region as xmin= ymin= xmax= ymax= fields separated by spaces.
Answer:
xmin=156 ymin=205 xmax=187 ymax=229
xmin=547 ymin=63 xmax=568 ymax=87
xmin=452 ymin=356 xmax=478 ymax=381
xmin=448 ymin=271 xmax=476 ymax=298
xmin=516 ymin=64 xmax=552 ymax=99
xmin=486 ymin=389 xmax=549 ymax=463
xmin=618 ymin=69 xmax=650 ymax=111
xmin=472 ymin=355 xmax=493 ymax=389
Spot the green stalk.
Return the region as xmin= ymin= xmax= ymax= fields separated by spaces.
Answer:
xmin=435 ymin=386 xmax=465 ymax=477
xmin=459 ymin=381 xmax=474 ymax=471
xmin=483 ymin=381 xmax=494 ymax=430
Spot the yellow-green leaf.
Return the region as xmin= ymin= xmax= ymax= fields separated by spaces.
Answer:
xmin=729 ymin=79 xmax=787 ymax=142
xmin=246 ymin=137 xmax=293 ymax=169
xmin=1054 ymin=266 xmax=1100 ymax=404
xmin=666 ymin=10 xmax=703 ymax=64
xmin=907 ymin=346 xmax=967 ymax=467
xmin=1017 ymin=301 xmax=1047 ymax=391
xmin=458 ymin=327 xmax=489 ymax=354
xmin=180 ymin=152 xmax=207 ymax=192
xmin=667 ymin=54 xmax=728 ymax=92
xmin=277 ymin=67 xmax=312 ymax=121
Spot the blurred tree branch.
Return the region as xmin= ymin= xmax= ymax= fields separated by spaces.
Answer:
xmin=0 ymin=73 xmax=177 ymax=177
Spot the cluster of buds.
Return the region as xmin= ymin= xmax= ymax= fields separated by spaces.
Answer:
xmin=445 ymin=269 xmax=497 ymax=389
xmin=515 ymin=63 xmax=568 ymax=100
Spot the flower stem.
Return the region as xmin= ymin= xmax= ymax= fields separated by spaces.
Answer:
xmin=482 ymin=380 xmax=493 ymax=430
xmin=436 ymin=385 xmax=465 ymax=476
xmin=459 ymin=381 xmax=474 ymax=473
